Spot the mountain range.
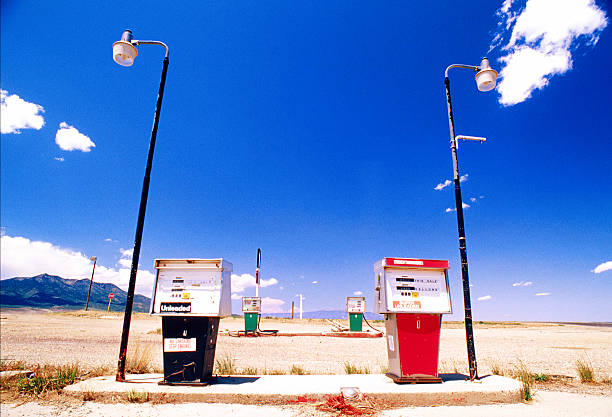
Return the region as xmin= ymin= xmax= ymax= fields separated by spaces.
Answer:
xmin=0 ymin=274 xmax=151 ymax=312
xmin=0 ymin=274 xmax=384 ymax=319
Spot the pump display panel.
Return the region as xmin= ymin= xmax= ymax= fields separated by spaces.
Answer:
xmin=346 ymin=296 xmax=366 ymax=313
xmin=242 ymin=297 xmax=261 ymax=313
xmin=374 ymin=258 xmax=451 ymax=314
xmin=151 ymin=259 xmax=232 ymax=317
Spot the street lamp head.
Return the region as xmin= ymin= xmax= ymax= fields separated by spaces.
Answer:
xmin=90 ymin=256 xmax=97 ymax=261
xmin=475 ymin=58 xmax=498 ymax=92
xmin=113 ymin=30 xmax=138 ymax=67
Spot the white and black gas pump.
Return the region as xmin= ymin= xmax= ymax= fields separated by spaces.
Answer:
xmin=150 ymin=258 xmax=232 ymax=385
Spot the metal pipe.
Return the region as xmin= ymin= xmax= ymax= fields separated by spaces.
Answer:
xmin=444 ymin=73 xmax=478 ymax=381
xmin=85 ymin=257 xmax=97 ymax=311
xmin=116 ymin=47 xmax=169 ymax=382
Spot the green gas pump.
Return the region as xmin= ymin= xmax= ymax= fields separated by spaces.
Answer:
xmin=242 ymin=297 xmax=261 ymax=332
xmin=346 ymin=296 xmax=365 ymax=332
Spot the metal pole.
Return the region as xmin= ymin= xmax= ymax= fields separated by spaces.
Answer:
xmin=291 ymin=301 xmax=294 ymax=319
xmin=255 ymin=248 xmax=261 ymax=298
xmin=444 ymin=75 xmax=478 ymax=380
xmin=85 ymin=257 xmax=97 ymax=311
xmin=116 ymin=54 xmax=169 ymax=382
xmin=299 ymin=294 xmax=303 ymax=320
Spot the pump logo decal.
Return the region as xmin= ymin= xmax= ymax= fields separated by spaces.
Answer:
xmin=392 ymin=300 xmax=421 ymax=310
xmin=160 ymin=302 xmax=191 ymax=313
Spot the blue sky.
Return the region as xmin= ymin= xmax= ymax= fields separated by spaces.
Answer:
xmin=1 ymin=0 xmax=610 ymax=321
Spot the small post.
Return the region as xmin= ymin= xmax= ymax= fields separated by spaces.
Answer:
xmin=291 ymin=301 xmax=294 ymax=319
xmin=107 ymin=293 xmax=114 ymax=312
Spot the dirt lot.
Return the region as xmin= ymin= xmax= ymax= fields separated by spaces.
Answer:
xmin=1 ymin=309 xmax=611 ymax=385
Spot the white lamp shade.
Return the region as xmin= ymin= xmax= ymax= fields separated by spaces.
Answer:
xmin=113 ymin=41 xmax=138 ymax=66
xmin=475 ymin=68 xmax=497 ymax=92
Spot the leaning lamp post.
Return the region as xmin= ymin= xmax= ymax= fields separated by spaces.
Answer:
xmin=444 ymin=58 xmax=497 ymax=381
xmin=112 ymin=30 xmax=169 ymax=381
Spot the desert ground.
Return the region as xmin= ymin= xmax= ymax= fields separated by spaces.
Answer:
xmin=1 ymin=309 xmax=611 ymax=415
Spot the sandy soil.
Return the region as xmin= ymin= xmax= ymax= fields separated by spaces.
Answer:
xmin=2 ymin=391 xmax=612 ymax=417
xmin=1 ymin=310 xmax=610 ymax=382
xmin=1 ymin=309 xmax=611 ymax=415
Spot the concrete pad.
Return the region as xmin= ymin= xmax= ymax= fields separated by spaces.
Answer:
xmin=64 ymin=373 xmax=522 ymax=407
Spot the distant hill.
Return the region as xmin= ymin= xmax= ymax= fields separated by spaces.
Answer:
xmin=0 ymin=274 xmax=151 ymax=312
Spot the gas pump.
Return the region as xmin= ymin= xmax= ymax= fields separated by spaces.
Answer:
xmin=150 ymin=258 xmax=232 ymax=385
xmin=241 ymin=296 xmax=261 ymax=333
xmin=374 ymin=258 xmax=451 ymax=383
xmin=346 ymin=296 xmax=365 ymax=332
xmin=242 ymin=248 xmax=262 ymax=333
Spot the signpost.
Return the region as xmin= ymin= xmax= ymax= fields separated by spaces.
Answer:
xmin=107 ymin=293 xmax=114 ymax=312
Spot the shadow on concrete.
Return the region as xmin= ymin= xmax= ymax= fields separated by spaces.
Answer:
xmin=212 ymin=376 xmax=261 ymax=385
xmin=439 ymin=373 xmax=468 ymax=381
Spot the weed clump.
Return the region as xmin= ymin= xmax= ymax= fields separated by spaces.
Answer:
xmin=17 ymin=364 xmax=80 ymax=395
xmin=576 ymin=359 xmax=595 ymax=383
xmin=215 ymin=354 xmax=236 ymax=375
xmin=126 ymin=343 xmax=154 ymax=374
xmin=344 ymin=362 xmax=371 ymax=374
xmin=125 ymin=388 xmax=149 ymax=403
xmin=510 ymin=361 xmax=534 ymax=402
xmin=290 ymin=364 xmax=307 ymax=375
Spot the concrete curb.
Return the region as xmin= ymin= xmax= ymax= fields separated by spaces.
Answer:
xmin=63 ymin=373 xmax=522 ymax=407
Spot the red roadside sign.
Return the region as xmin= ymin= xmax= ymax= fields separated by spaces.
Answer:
xmin=108 ymin=293 xmax=114 ymax=299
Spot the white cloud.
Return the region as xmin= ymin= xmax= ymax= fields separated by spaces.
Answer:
xmin=535 ymin=292 xmax=551 ymax=296
xmin=592 ymin=261 xmax=612 ymax=274
xmin=512 ymin=281 xmax=533 ymax=287
xmin=117 ymin=249 xmax=133 ymax=268
xmin=231 ymin=273 xmax=278 ymax=294
xmin=435 ymin=175 xmax=467 ymax=190
xmin=0 ymin=90 xmax=45 ymax=134
xmin=470 ymin=197 xmax=477 ymax=202
xmin=55 ymin=122 xmax=95 ymax=152
xmin=261 ymin=297 xmax=285 ymax=313
xmin=54 ymin=157 xmax=65 ymax=162
xmin=312 ymin=280 xmax=318 ymax=284
xmin=434 ymin=180 xmax=452 ymax=191
xmin=477 ymin=295 xmax=492 ymax=301
xmin=0 ymin=235 xmax=155 ymax=296
xmin=492 ymin=0 xmax=608 ymax=106
xmin=353 ymin=291 xmax=363 ymax=296
xmin=445 ymin=202 xmax=470 ymax=213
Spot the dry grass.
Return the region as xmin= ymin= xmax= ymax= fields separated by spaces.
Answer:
xmin=214 ymin=354 xmax=236 ymax=375
xmin=125 ymin=343 xmax=155 ymax=374
xmin=263 ymin=368 xmax=286 ymax=375
xmin=489 ymin=361 xmax=506 ymax=376
xmin=125 ymin=388 xmax=149 ymax=403
xmin=509 ymin=361 xmax=534 ymax=402
xmin=1 ymin=363 xmax=81 ymax=396
xmin=576 ymin=358 xmax=595 ymax=383
xmin=344 ymin=362 xmax=371 ymax=374
xmin=289 ymin=364 xmax=307 ymax=375
xmin=240 ymin=367 xmax=259 ymax=375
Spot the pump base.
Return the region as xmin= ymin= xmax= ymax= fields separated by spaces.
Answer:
xmin=386 ymin=372 xmax=442 ymax=384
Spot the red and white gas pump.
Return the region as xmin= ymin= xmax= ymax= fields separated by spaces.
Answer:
xmin=374 ymin=258 xmax=451 ymax=383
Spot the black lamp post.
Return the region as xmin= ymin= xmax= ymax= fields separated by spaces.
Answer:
xmin=112 ymin=30 xmax=169 ymax=381
xmin=443 ymin=58 xmax=497 ymax=381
